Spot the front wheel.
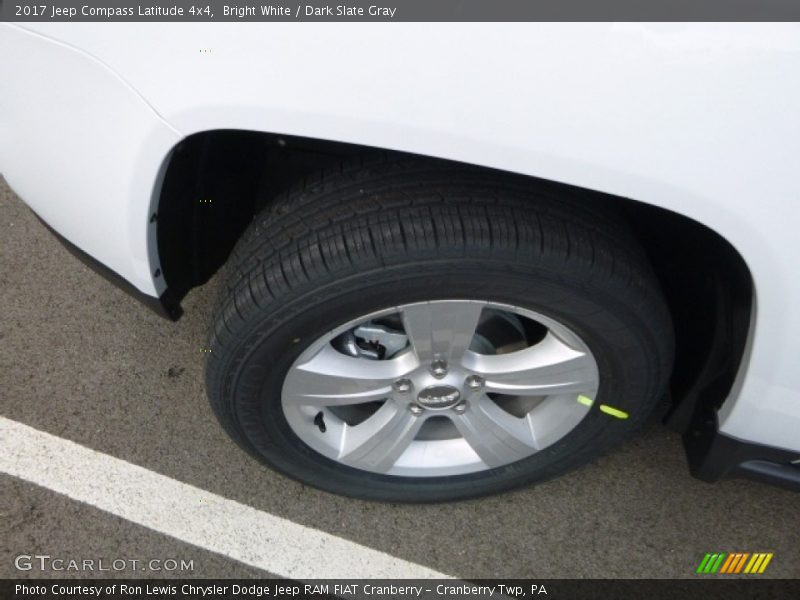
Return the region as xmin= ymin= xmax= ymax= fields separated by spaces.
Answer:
xmin=206 ymin=158 xmax=674 ymax=502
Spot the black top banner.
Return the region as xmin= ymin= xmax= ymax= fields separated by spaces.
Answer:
xmin=3 ymin=0 xmax=800 ymax=22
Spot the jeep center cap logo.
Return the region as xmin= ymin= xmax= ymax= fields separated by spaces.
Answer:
xmin=417 ymin=385 xmax=461 ymax=410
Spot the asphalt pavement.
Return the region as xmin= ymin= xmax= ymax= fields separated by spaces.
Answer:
xmin=1 ymin=176 xmax=798 ymax=579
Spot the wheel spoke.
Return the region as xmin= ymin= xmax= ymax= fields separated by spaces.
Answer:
xmin=401 ymin=301 xmax=484 ymax=364
xmin=527 ymin=393 xmax=592 ymax=450
xmin=462 ymin=332 xmax=598 ymax=396
xmin=452 ymin=395 xmax=539 ymax=468
xmin=283 ymin=344 xmax=417 ymax=407
xmin=337 ymin=402 xmax=425 ymax=472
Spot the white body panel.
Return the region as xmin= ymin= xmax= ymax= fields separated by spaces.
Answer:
xmin=1 ymin=23 xmax=799 ymax=453
xmin=0 ymin=25 xmax=180 ymax=294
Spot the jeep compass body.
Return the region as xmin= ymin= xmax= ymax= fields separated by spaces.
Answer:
xmin=2 ymin=23 xmax=799 ymax=500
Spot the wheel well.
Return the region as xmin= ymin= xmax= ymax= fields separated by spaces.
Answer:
xmin=155 ymin=129 xmax=753 ymax=432
xmin=155 ymin=130 xmax=364 ymax=303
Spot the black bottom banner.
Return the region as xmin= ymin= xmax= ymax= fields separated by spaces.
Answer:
xmin=3 ymin=579 xmax=799 ymax=600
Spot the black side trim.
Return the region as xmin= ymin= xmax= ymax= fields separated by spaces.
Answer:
xmin=738 ymin=460 xmax=800 ymax=490
xmin=684 ymin=411 xmax=800 ymax=491
xmin=33 ymin=212 xmax=183 ymax=321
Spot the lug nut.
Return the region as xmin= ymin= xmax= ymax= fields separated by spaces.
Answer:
xmin=465 ymin=375 xmax=484 ymax=390
xmin=408 ymin=403 xmax=425 ymax=416
xmin=452 ymin=401 xmax=468 ymax=414
xmin=393 ymin=379 xmax=413 ymax=394
xmin=430 ymin=360 xmax=448 ymax=379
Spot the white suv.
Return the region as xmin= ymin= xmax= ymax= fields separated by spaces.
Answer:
xmin=2 ymin=23 xmax=799 ymax=501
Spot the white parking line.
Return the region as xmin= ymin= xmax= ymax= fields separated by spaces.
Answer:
xmin=0 ymin=416 xmax=451 ymax=579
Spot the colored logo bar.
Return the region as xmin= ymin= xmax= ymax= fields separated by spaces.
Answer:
xmin=696 ymin=552 xmax=773 ymax=574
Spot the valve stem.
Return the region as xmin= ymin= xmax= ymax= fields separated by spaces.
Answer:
xmin=314 ymin=411 xmax=327 ymax=433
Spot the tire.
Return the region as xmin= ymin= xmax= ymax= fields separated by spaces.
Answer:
xmin=206 ymin=156 xmax=674 ymax=503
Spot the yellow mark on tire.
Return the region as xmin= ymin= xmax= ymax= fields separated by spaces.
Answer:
xmin=578 ymin=395 xmax=629 ymax=419
xmin=599 ymin=404 xmax=629 ymax=419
